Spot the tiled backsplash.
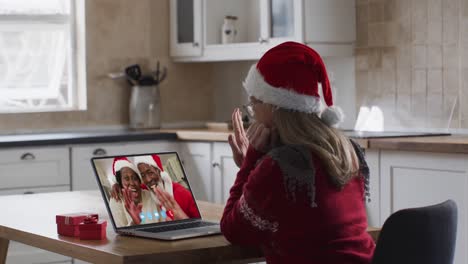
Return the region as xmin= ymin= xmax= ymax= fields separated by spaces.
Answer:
xmin=356 ymin=0 xmax=468 ymax=130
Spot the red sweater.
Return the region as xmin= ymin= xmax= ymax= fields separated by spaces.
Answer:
xmin=173 ymin=182 xmax=200 ymax=218
xmin=221 ymin=145 xmax=375 ymax=264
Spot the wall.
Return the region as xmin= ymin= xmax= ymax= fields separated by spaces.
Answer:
xmin=0 ymin=0 xmax=214 ymax=133
xmin=356 ymin=0 xmax=468 ymax=130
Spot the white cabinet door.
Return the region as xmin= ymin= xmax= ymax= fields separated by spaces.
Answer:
xmin=170 ymin=0 xmax=202 ymax=57
xmin=0 ymin=147 xmax=70 ymax=191
xmin=380 ymin=150 xmax=468 ymax=264
xmin=71 ymin=141 xmax=179 ymax=191
xmin=365 ymin=149 xmax=380 ymax=227
xmin=304 ymin=0 xmax=356 ymax=56
xmin=212 ymin=142 xmax=238 ymax=204
xmin=4 ymin=186 xmax=71 ymax=264
xmin=261 ymin=0 xmax=304 ymax=46
xmin=179 ymin=142 xmax=212 ymax=202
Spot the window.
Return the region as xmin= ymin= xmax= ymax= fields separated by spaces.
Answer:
xmin=0 ymin=0 xmax=86 ymax=113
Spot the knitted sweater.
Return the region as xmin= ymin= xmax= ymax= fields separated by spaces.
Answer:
xmin=221 ymin=144 xmax=375 ymax=264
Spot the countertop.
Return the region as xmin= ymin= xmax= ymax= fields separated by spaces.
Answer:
xmin=1 ymin=128 xmax=468 ymax=154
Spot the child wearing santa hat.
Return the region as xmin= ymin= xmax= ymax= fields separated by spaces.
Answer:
xmin=109 ymin=157 xmax=163 ymax=227
xmin=221 ymin=42 xmax=374 ymax=263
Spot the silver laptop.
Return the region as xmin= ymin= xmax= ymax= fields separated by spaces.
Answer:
xmin=91 ymin=152 xmax=221 ymax=240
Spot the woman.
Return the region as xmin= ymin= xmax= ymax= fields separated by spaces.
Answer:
xmin=109 ymin=157 xmax=162 ymax=227
xmin=221 ymin=42 xmax=375 ymax=263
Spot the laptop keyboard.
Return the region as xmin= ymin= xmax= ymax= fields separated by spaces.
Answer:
xmin=142 ymin=221 xmax=218 ymax=233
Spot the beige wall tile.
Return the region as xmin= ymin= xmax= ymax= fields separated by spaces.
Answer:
xmin=443 ymin=0 xmax=460 ymax=45
xmin=356 ymin=71 xmax=369 ymax=106
xmin=382 ymin=48 xmax=397 ymax=70
xmin=428 ymin=0 xmax=443 ymax=20
xmin=463 ymin=44 xmax=468 ymax=69
xmin=412 ymin=45 xmax=427 ymax=68
xmin=464 ymin=0 xmax=468 ymax=17
xmin=357 ymin=4 xmax=369 ymax=24
xmin=369 ymin=23 xmax=386 ymax=47
xmin=412 ymin=16 xmax=428 ymax=45
xmin=396 ymin=0 xmax=411 ymax=19
xmin=462 ymin=19 xmax=468 ymax=44
xmin=397 ymin=46 xmax=412 ymax=68
xmin=357 ymin=53 xmax=369 ymax=71
xmin=427 ymin=45 xmax=442 ymax=68
xmin=427 ymin=69 xmax=443 ymax=118
xmin=357 ymin=23 xmax=369 ymax=47
xmin=397 ymin=17 xmax=412 ymax=44
xmin=384 ymin=0 xmax=397 ymax=21
xmin=369 ymin=2 xmax=385 ymax=23
xmin=462 ymin=69 xmax=468 ymax=126
xmin=384 ymin=22 xmax=398 ymax=46
xmin=443 ymin=44 xmax=459 ymax=69
xmin=412 ymin=69 xmax=428 ymax=117
xmin=368 ymin=49 xmax=383 ymax=69
xmin=427 ymin=20 xmax=442 ymax=44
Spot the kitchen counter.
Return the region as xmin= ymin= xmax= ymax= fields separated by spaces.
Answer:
xmin=0 ymin=130 xmax=177 ymax=148
xmin=369 ymin=135 xmax=468 ymax=154
xmin=2 ymin=128 xmax=468 ymax=154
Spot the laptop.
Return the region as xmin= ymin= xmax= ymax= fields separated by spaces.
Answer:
xmin=91 ymin=152 xmax=221 ymax=240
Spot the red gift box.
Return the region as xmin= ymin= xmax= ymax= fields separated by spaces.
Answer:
xmin=56 ymin=213 xmax=99 ymax=237
xmin=79 ymin=219 xmax=107 ymax=240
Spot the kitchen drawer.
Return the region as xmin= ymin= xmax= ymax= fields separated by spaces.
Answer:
xmin=0 ymin=147 xmax=70 ymax=190
xmin=2 ymin=185 xmax=72 ymax=264
xmin=71 ymin=141 xmax=179 ymax=191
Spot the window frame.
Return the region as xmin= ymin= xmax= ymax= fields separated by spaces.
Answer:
xmin=0 ymin=0 xmax=86 ymax=113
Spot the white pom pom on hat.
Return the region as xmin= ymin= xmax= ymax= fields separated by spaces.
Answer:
xmin=243 ymin=41 xmax=344 ymax=127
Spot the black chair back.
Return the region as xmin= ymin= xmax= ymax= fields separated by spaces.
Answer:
xmin=372 ymin=200 xmax=458 ymax=264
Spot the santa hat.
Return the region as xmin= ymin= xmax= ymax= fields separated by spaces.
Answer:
xmin=134 ymin=155 xmax=173 ymax=197
xmin=243 ymin=41 xmax=344 ymax=127
xmin=112 ymin=157 xmax=140 ymax=178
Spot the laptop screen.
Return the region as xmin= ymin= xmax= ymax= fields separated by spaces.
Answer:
xmin=91 ymin=152 xmax=201 ymax=229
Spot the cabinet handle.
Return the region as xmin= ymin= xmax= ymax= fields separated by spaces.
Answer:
xmin=258 ymin=38 xmax=268 ymax=44
xmin=193 ymin=42 xmax=199 ymax=47
xmin=93 ymin=148 xmax=107 ymax=156
xmin=23 ymin=191 xmax=35 ymax=195
xmin=20 ymin=153 xmax=36 ymax=160
xmin=212 ymin=162 xmax=220 ymax=168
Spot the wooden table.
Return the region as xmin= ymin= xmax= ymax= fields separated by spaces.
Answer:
xmin=0 ymin=191 xmax=380 ymax=263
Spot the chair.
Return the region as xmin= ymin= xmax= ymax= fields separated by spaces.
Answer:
xmin=372 ymin=200 xmax=458 ymax=264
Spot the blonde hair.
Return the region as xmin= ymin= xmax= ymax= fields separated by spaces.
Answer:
xmin=272 ymin=108 xmax=359 ymax=188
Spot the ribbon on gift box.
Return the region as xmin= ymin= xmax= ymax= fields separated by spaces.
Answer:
xmin=83 ymin=215 xmax=98 ymax=224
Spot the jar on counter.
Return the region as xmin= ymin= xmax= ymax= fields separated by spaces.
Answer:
xmin=221 ymin=15 xmax=238 ymax=44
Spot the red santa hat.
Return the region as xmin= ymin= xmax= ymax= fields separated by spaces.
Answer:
xmin=112 ymin=157 xmax=140 ymax=177
xmin=243 ymin=41 xmax=344 ymax=127
xmin=134 ymin=154 xmax=173 ymax=196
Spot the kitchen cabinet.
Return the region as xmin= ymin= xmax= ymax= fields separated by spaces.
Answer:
xmin=0 ymin=146 xmax=70 ymax=191
xmin=304 ymin=0 xmax=356 ymax=56
xmin=212 ymin=142 xmax=238 ymax=204
xmin=170 ymin=0 xmax=305 ymax=61
xmin=380 ymin=150 xmax=468 ymax=264
xmin=169 ymin=0 xmax=203 ymax=57
xmin=365 ymin=149 xmax=380 ymax=227
xmin=179 ymin=142 xmax=212 ymax=202
xmin=71 ymin=141 xmax=179 ymax=191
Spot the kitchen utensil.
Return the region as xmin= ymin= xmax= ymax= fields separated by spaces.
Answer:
xmin=125 ymin=64 xmax=142 ymax=84
xmin=129 ymin=84 xmax=161 ymax=129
